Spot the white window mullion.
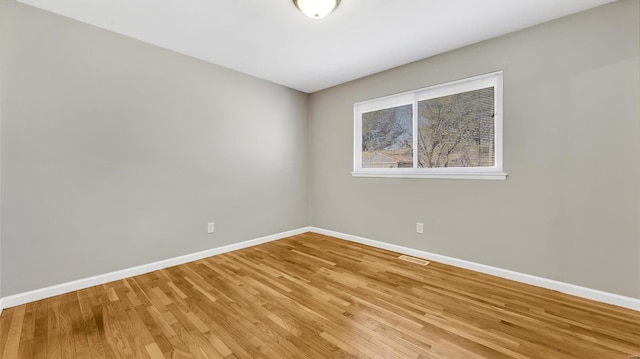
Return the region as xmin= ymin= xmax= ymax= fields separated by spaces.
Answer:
xmin=412 ymin=95 xmax=418 ymax=169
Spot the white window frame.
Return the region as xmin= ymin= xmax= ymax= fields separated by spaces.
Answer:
xmin=353 ymin=71 xmax=506 ymax=180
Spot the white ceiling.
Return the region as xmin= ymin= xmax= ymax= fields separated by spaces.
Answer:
xmin=18 ymin=0 xmax=615 ymax=93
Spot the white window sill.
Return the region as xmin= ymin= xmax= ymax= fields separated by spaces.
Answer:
xmin=351 ymin=171 xmax=508 ymax=180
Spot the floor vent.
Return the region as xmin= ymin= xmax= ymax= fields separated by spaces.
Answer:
xmin=398 ymin=255 xmax=430 ymax=266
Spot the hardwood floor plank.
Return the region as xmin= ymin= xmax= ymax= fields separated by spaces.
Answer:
xmin=144 ymin=343 xmax=164 ymax=359
xmin=1 ymin=232 xmax=639 ymax=358
xmin=173 ymin=325 xmax=219 ymax=359
xmin=75 ymin=290 xmax=103 ymax=359
xmin=32 ymin=300 xmax=50 ymax=359
xmin=46 ymin=297 xmax=64 ymax=359
xmin=101 ymin=302 xmax=135 ymax=358
xmin=66 ymin=295 xmax=90 ymax=359
xmin=59 ymin=293 xmax=78 ymax=358
xmin=2 ymin=304 xmax=26 ymax=358
xmin=16 ymin=303 xmax=36 ymax=358
xmin=90 ymin=302 xmax=119 ymax=359
xmin=108 ymin=286 xmax=154 ymax=359
xmin=0 ymin=304 xmax=14 ymax=348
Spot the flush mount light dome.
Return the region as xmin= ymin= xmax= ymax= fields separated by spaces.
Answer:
xmin=293 ymin=0 xmax=340 ymax=19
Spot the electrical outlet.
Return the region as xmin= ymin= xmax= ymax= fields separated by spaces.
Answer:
xmin=416 ymin=222 xmax=424 ymax=234
xmin=207 ymin=222 xmax=215 ymax=234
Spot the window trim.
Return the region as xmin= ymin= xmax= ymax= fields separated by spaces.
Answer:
xmin=353 ymin=71 xmax=507 ymax=180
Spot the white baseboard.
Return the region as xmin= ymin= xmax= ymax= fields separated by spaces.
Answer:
xmin=309 ymin=227 xmax=640 ymax=312
xmin=0 ymin=227 xmax=312 ymax=310
xmin=2 ymin=226 xmax=638 ymax=313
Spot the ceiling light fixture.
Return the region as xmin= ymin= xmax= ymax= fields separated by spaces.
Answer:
xmin=293 ymin=0 xmax=340 ymax=19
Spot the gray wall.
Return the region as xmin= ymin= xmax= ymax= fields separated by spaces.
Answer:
xmin=309 ymin=0 xmax=640 ymax=298
xmin=0 ymin=55 xmax=2 ymax=299
xmin=1 ymin=0 xmax=638 ymax=301
xmin=0 ymin=2 xmax=308 ymax=296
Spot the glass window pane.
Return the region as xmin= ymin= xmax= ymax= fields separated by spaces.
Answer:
xmin=362 ymin=104 xmax=413 ymax=168
xmin=417 ymin=87 xmax=495 ymax=168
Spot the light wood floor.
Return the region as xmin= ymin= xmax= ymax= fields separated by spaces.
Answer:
xmin=1 ymin=232 xmax=639 ymax=358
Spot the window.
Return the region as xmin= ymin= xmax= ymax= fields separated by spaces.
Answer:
xmin=353 ymin=71 xmax=506 ymax=180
